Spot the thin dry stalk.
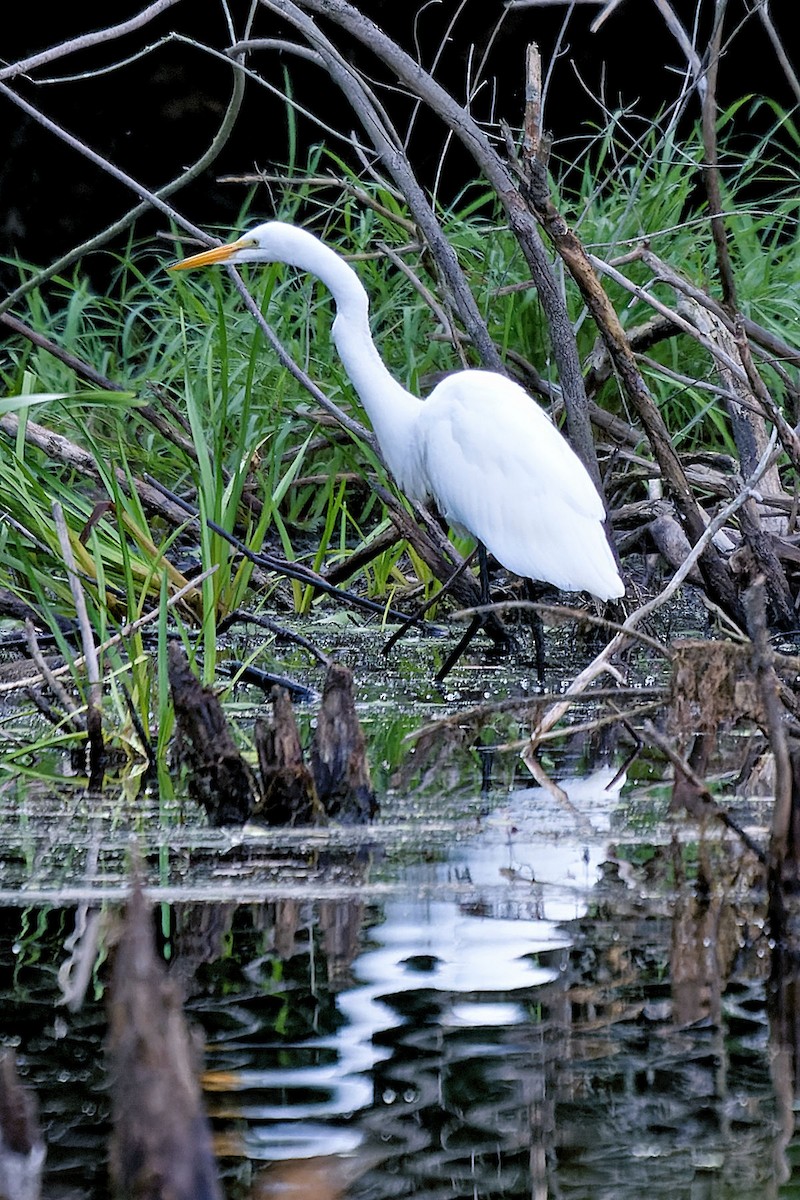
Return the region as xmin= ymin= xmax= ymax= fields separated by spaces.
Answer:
xmin=0 ymin=566 xmax=217 ymax=696
xmin=52 ymin=500 xmax=104 ymax=777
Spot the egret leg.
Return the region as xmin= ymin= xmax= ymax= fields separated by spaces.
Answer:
xmin=523 ymin=579 xmax=547 ymax=684
xmin=435 ymin=614 xmax=483 ymax=682
xmin=435 ymin=543 xmax=491 ymax=681
xmin=478 ymin=543 xmax=491 ymax=606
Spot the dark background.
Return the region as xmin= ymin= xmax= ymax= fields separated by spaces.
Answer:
xmin=1 ymin=0 xmax=795 ymax=281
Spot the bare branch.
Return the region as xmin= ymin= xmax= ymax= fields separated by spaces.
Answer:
xmin=0 ymin=0 xmax=183 ymax=82
xmin=756 ymin=0 xmax=800 ymax=104
xmin=0 ymin=40 xmax=245 ymax=315
xmin=263 ymin=0 xmax=602 ymax=493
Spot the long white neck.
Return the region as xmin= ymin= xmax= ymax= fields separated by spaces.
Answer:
xmin=274 ymin=227 xmax=422 ymax=487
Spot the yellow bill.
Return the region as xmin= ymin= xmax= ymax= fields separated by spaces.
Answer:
xmin=168 ymin=238 xmax=250 ymax=271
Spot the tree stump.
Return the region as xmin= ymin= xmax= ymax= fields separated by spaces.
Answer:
xmin=169 ymin=641 xmax=257 ymax=825
xmin=106 ymin=874 xmax=223 ymax=1200
xmin=310 ymin=664 xmax=377 ymax=822
xmin=253 ymin=687 xmax=324 ymax=825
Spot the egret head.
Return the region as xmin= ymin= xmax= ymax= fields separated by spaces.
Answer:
xmin=168 ymin=221 xmax=314 ymax=272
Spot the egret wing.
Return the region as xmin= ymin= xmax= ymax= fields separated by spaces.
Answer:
xmin=416 ymin=372 xmax=621 ymax=597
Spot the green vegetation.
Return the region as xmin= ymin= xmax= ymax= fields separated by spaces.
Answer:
xmin=1 ymin=105 xmax=798 ymax=783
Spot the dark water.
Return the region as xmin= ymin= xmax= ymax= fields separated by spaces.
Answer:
xmin=0 ymin=757 xmax=792 ymax=1200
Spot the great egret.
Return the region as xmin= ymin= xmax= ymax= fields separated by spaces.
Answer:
xmin=169 ymin=221 xmax=624 ymax=603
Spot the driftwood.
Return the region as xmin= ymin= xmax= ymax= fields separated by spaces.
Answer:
xmin=106 ymin=876 xmax=223 ymax=1200
xmin=0 ymin=1051 xmax=45 ymax=1200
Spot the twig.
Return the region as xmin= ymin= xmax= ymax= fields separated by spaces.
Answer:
xmin=702 ymin=2 xmax=739 ymax=310
xmin=641 ymin=719 xmax=765 ymax=863
xmin=524 ymin=432 xmax=777 ymax=762
xmin=0 ymin=1 xmax=183 ymax=82
xmin=756 ymin=0 xmax=800 ymax=103
xmin=0 ymin=567 xmax=217 ymax=696
xmin=0 ymin=33 xmax=245 ymax=316
xmin=24 ymin=620 xmax=82 ymax=720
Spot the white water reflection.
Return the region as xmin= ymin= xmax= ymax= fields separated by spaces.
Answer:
xmin=232 ymin=767 xmax=625 ymax=1160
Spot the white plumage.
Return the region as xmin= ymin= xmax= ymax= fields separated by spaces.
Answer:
xmin=170 ymin=221 xmax=624 ymax=601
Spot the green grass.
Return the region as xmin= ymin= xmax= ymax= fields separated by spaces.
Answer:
xmin=1 ymin=110 xmax=798 ymax=778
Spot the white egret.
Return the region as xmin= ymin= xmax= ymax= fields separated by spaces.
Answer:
xmin=169 ymin=221 xmax=624 ymax=602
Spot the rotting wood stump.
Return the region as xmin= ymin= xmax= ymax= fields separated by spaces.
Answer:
xmin=0 ymin=1050 xmax=45 ymax=1200
xmin=254 ymin=664 xmax=377 ymax=825
xmin=169 ymin=644 xmax=377 ymax=826
xmin=311 ymin=663 xmax=377 ymax=822
xmin=106 ymin=874 xmax=223 ymax=1200
xmin=169 ymin=640 xmax=258 ymax=826
xmin=669 ymin=638 xmax=773 ymax=735
xmin=253 ymin=686 xmax=325 ymax=826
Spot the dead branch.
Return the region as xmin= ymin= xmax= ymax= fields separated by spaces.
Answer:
xmin=263 ymin=0 xmax=603 ymax=495
xmin=515 ymin=38 xmax=743 ymax=622
xmin=700 ymin=0 xmax=739 ymax=311
xmin=526 ymin=442 xmax=777 ymax=759
xmin=0 ymin=1 xmax=182 ymax=83
xmin=641 ymin=719 xmax=765 ymax=864
xmin=0 ymin=27 xmax=245 ymax=317
xmin=0 ymin=413 xmax=191 ymax=526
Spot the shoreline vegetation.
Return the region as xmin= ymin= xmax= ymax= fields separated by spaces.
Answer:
xmin=0 ymin=3 xmax=798 ymax=858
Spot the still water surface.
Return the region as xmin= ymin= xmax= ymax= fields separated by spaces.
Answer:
xmin=0 ymin=755 xmax=790 ymax=1200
